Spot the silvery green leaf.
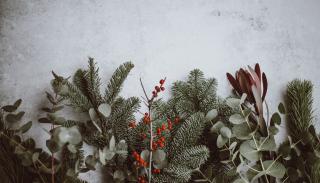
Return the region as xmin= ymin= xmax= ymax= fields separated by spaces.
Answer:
xmin=229 ymin=141 xmax=237 ymax=151
xmin=32 ymin=152 xmax=40 ymax=163
xmin=210 ymin=121 xmax=225 ymax=133
xmin=263 ymin=160 xmax=286 ymax=178
xmin=153 ymin=149 xmax=166 ymax=164
xmin=66 ymin=126 xmax=82 ymax=145
xmin=232 ymin=123 xmax=253 ymax=140
xmin=278 ymin=102 xmax=286 ymax=114
xmin=99 ymin=149 xmax=106 ymax=165
xmin=67 ymin=144 xmax=77 ymax=153
xmin=153 ymin=159 xmax=168 ymax=169
xmin=259 ymin=137 xmax=276 ymax=151
xmin=239 ymin=140 xmax=261 ymax=162
xmin=19 ymin=121 xmax=32 ymax=133
xmin=104 ymin=148 xmax=116 ymax=160
xmin=220 ymin=126 xmax=232 ymax=138
xmin=232 ymin=179 xmax=247 ymax=183
xmin=229 ymin=114 xmax=246 ymax=124
xmin=217 ymin=134 xmax=228 ymax=148
xmin=240 ymin=93 xmax=247 ymax=104
xmin=205 ymin=109 xmax=218 ymax=121
xmin=98 ymin=103 xmax=111 ymax=117
xmin=226 ymin=98 xmax=241 ymax=109
xmin=109 ymin=135 xmax=116 ymax=151
xmin=46 ymin=139 xmax=60 ymax=153
xmin=140 ymin=150 xmax=150 ymax=161
xmin=89 ymin=108 xmax=98 ymax=121
xmin=113 ymin=170 xmax=125 ymax=181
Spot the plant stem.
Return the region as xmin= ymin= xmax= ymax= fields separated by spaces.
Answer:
xmin=148 ymin=106 xmax=153 ymax=183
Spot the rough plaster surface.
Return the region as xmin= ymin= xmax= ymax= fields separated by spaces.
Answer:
xmin=0 ymin=0 xmax=320 ymax=182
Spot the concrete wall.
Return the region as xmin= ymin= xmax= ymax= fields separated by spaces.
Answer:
xmin=1 ymin=0 xmax=320 ymax=182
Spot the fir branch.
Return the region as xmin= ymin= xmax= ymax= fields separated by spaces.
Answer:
xmin=169 ymin=112 xmax=206 ymax=157
xmin=109 ymin=97 xmax=140 ymax=142
xmin=63 ymin=81 xmax=92 ymax=111
xmin=105 ymin=62 xmax=134 ymax=104
xmin=286 ymin=79 xmax=314 ymax=142
xmin=85 ymin=58 xmax=103 ymax=107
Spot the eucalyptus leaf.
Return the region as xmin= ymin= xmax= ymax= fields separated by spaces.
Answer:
xmin=278 ymin=102 xmax=286 ymax=114
xmin=153 ymin=149 xmax=166 ymax=164
xmin=217 ymin=134 xmax=228 ymax=148
xmin=259 ymin=137 xmax=276 ymax=151
xmin=67 ymin=144 xmax=78 ymax=153
xmin=113 ymin=170 xmax=125 ymax=181
xmin=109 ymin=135 xmax=116 ymax=151
xmin=46 ymin=139 xmax=60 ymax=153
xmin=229 ymin=114 xmax=246 ymax=124
xmin=19 ymin=121 xmax=32 ymax=133
xmin=210 ymin=121 xmax=225 ymax=133
xmin=270 ymin=112 xmax=281 ymax=125
xmin=226 ymin=98 xmax=241 ymax=109
xmin=2 ymin=105 xmax=17 ymax=112
xmin=220 ymin=126 xmax=232 ymax=138
xmin=232 ymin=123 xmax=253 ymax=140
xmin=239 ymin=140 xmax=261 ymax=162
xmin=205 ymin=109 xmax=218 ymax=121
xmin=89 ymin=108 xmax=98 ymax=122
xmin=98 ymin=103 xmax=111 ymax=117
xmin=140 ymin=150 xmax=150 ymax=161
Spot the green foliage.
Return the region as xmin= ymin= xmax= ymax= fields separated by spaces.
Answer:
xmin=282 ymin=79 xmax=320 ymax=183
xmin=153 ymin=114 xmax=209 ymax=183
xmin=286 ymin=79 xmax=314 ymax=143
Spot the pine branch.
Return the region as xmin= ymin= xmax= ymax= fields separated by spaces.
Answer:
xmin=105 ymin=62 xmax=134 ymax=104
xmin=169 ymin=112 xmax=206 ymax=158
xmin=85 ymin=58 xmax=103 ymax=107
xmin=109 ymin=97 xmax=140 ymax=142
xmin=63 ymin=81 xmax=92 ymax=111
xmin=286 ymin=79 xmax=314 ymax=143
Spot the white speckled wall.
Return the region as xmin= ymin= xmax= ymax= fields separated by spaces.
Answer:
xmin=1 ymin=0 xmax=320 ymax=182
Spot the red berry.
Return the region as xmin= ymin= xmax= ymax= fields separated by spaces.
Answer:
xmin=155 ymin=86 xmax=161 ymax=92
xmin=159 ymin=142 xmax=165 ymax=148
xmin=160 ymin=86 xmax=165 ymax=91
xmin=160 ymin=79 xmax=165 ymax=85
xmin=161 ymin=124 xmax=166 ymax=130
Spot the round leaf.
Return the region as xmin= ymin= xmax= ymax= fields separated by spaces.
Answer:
xmin=98 ymin=103 xmax=111 ymax=117
xmin=226 ymin=98 xmax=241 ymax=109
xmin=210 ymin=121 xmax=225 ymax=133
xmin=220 ymin=127 xmax=232 ymax=138
xmin=205 ymin=109 xmax=218 ymax=121
xmin=19 ymin=121 xmax=32 ymax=133
xmin=217 ymin=134 xmax=228 ymax=148
xmin=229 ymin=114 xmax=246 ymax=124
xmin=270 ymin=112 xmax=281 ymax=125
xmin=239 ymin=140 xmax=261 ymax=162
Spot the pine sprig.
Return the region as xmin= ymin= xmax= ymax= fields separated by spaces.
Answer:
xmin=286 ymin=79 xmax=314 ymax=142
xmin=105 ymin=62 xmax=134 ymax=104
xmin=85 ymin=58 xmax=103 ymax=107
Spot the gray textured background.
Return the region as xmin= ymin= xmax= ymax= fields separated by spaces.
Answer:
xmin=1 ymin=0 xmax=320 ymax=182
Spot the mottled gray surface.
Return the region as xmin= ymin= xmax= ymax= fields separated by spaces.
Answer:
xmin=0 ymin=0 xmax=320 ymax=182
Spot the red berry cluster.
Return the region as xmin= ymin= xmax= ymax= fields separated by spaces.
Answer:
xmin=152 ymin=168 xmax=161 ymax=174
xmin=132 ymin=151 xmax=148 ymax=167
xmin=152 ymin=79 xmax=166 ymax=98
xmin=138 ymin=176 xmax=147 ymax=183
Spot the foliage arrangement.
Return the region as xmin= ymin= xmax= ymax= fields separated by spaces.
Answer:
xmin=0 ymin=59 xmax=319 ymax=183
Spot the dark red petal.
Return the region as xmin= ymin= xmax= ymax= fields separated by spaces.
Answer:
xmin=262 ymin=72 xmax=268 ymax=101
xmin=255 ymin=63 xmax=261 ymax=80
xmin=227 ymin=73 xmax=242 ymax=95
xmin=238 ymin=69 xmax=254 ymax=102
